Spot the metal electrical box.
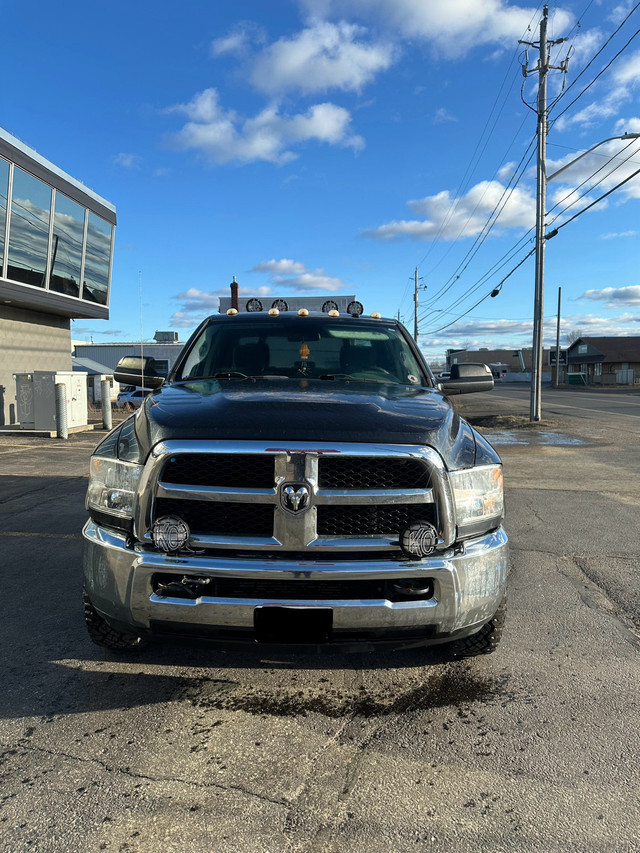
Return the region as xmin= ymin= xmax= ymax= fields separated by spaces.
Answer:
xmin=13 ymin=371 xmax=88 ymax=430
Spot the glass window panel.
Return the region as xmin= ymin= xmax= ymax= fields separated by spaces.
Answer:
xmin=0 ymin=158 xmax=9 ymax=270
xmin=83 ymin=212 xmax=112 ymax=305
xmin=49 ymin=192 xmax=84 ymax=298
xmin=7 ymin=167 xmax=52 ymax=287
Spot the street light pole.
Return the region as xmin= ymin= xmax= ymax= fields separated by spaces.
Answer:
xmin=547 ymin=133 xmax=640 ymax=182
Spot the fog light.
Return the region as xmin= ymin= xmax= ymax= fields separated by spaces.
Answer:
xmin=401 ymin=522 xmax=438 ymax=557
xmin=152 ymin=515 xmax=190 ymax=553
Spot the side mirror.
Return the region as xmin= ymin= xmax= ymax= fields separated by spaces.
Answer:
xmin=439 ymin=362 xmax=494 ymax=395
xmin=114 ymin=356 xmax=165 ymax=389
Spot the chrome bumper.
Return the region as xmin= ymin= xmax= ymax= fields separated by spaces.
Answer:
xmin=83 ymin=521 xmax=508 ymax=646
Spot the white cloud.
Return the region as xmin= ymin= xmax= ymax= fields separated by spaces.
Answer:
xmin=251 ymin=258 xmax=349 ymax=292
xmin=167 ymin=89 xmax=364 ymax=165
xmin=600 ymin=229 xmax=638 ymax=239
xmin=73 ymin=327 xmax=124 ymax=338
xmin=433 ymin=107 xmax=457 ymax=124
xmin=579 ymin=285 xmax=640 ymax=307
xmin=273 ymin=272 xmax=345 ymax=292
xmin=210 ymin=22 xmax=265 ymax=57
xmin=113 ymin=153 xmax=141 ymax=168
xmin=362 ymin=180 xmax=535 ymax=241
xmin=170 ymin=285 xmax=274 ymax=328
xmin=297 ymin=0 xmax=573 ymax=58
xmin=252 ymin=259 xmax=307 ymax=275
xmin=251 ymin=20 xmax=394 ymax=95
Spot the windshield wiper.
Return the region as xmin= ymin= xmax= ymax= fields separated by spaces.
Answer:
xmin=211 ymin=371 xmax=249 ymax=379
xmin=210 ymin=372 xmax=289 ymax=380
xmin=319 ymin=374 xmax=389 ymax=383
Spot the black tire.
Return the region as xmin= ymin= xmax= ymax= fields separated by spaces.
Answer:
xmin=83 ymin=590 xmax=146 ymax=651
xmin=447 ymin=598 xmax=506 ymax=659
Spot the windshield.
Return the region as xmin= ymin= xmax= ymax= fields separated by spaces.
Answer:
xmin=174 ymin=317 xmax=428 ymax=386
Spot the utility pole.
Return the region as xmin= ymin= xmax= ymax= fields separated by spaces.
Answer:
xmin=413 ymin=267 xmax=427 ymax=341
xmin=554 ymin=286 xmax=561 ymax=387
xmin=520 ymin=5 xmax=568 ymax=421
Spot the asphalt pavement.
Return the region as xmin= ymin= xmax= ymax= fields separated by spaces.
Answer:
xmin=0 ymin=390 xmax=638 ymax=853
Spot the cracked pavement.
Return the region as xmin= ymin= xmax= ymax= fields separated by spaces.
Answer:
xmin=0 ymin=388 xmax=639 ymax=852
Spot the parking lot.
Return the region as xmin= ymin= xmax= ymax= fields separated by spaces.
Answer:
xmin=1 ymin=390 xmax=639 ymax=852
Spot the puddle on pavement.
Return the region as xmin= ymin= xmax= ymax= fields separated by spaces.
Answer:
xmin=481 ymin=430 xmax=586 ymax=447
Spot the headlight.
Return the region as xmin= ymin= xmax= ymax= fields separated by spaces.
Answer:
xmin=86 ymin=418 xmax=144 ymax=531
xmin=449 ymin=464 xmax=504 ymax=539
xmin=87 ymin=457 xmax=143 ymax=519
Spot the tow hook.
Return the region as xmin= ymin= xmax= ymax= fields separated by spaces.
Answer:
xmin=391 ymin=580 xmax=433 ymax=597
xmin=155 ymin=576 xmax=211 ymax=599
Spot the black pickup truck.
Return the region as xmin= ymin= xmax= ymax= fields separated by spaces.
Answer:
xmin=83 ymin=308 xmax=507 ymax=657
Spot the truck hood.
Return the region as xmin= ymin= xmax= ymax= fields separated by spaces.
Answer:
xmin=134 ymin=378 xmax=487 ymax=469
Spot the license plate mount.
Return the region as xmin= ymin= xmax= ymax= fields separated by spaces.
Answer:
xmin=254 ymin=606 xmax=333 ymax=644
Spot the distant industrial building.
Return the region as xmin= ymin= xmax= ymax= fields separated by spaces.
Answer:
xmin=73 ymin=331 xmax=184 ymax=380
xmin=0 ymin=126 xmax=116 ymax=426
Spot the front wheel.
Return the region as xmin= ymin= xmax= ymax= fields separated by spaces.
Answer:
xmin=83 ymin=590 xmax=146 ymax=651
xmin=447 ymin=598 xmax=506 ymax=658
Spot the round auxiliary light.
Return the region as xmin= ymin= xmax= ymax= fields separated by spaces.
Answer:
xmin=370 ymin=312 xmax=381 ymax=319
xmin=246 ymin=298 xmax=263 ymax=312
xmin=268 ymin=307 xmax=280 ymax=316
xmin=328 ymin=309 xmax=340 ymax=318
xmin=152 ymin=515 xmax=190 ymax=553
xmin=347 ymin=300 xmax=364 ymax=317
xmin=322 ymin=299 xmax=339 ymax=313
xmin=226 ymin=308 xmax=238 ymax=316
xmin=271 ymin=298 xmax=288 ymax=311
xmin=400 ymin=521 xmax=439 ymax=558
xmin=298 ymin=308 xmax=309 ymax=316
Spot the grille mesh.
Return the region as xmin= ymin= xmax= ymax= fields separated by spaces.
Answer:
xmin=318 ymin=456 xmax=430 ymax=490
xmin=317 ymin=504 xmax=436 ymax=536
xmin=161 ymin=454 xmax=275 ymax=488
xmin=155 ymin=498 xmax=273 ymax=536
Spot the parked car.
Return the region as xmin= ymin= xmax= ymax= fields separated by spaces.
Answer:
xmin=115 ymin=388 xmax=152 ymax=409
xmin=437 ymin=371 xmax=451 ymax=381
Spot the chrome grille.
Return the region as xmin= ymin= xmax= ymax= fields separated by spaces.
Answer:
xmin=138 ymin=440 xmax=454 ymax=555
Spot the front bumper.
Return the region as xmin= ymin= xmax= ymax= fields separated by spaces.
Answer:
xmin=83 ymin=521 xmax=508 ymax=650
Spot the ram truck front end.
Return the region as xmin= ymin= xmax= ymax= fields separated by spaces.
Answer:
xmin=82 ymin=311 xmax=507 ymax=657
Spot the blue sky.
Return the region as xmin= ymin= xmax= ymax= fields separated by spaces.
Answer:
xmin=3 ymin=0 xmax=640 ymax=363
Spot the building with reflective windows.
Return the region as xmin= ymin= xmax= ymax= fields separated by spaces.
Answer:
xmin=0 ymin=126 xmax=115 ymax=425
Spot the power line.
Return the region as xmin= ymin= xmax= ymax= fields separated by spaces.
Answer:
xmin=418 ymin=229 xmax=535 ymax=324
xmin=398 ymin=5 xmax=545 ymax=317
xmin=421 ymin=134 xmax=537 ymax=311
xmin=547 ymin=162 xmax=640 ymax=236
xmin=419 ymin=247 xmax=536 ymax=335
xmin=551 ymin=3 xmax=640 ymax=122
xmin=546 ymin=136 xmax=640 ymax=226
